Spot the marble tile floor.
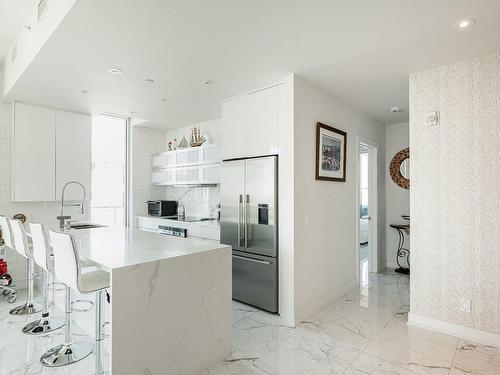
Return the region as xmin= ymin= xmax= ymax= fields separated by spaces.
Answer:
xmin=0 ymin=291 xmax=110 ymax=375
xmin=202 ymin=271 xmax=500 ymax=375
xmin=1 ymin=271 xmax=499 ymax=374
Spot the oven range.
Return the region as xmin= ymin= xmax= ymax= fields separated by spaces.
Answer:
xmin=158 ymin=225 xmax=187 ymax=238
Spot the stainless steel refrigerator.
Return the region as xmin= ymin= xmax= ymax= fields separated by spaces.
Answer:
xmin=220 ymin=156 xmax=278 ymax=313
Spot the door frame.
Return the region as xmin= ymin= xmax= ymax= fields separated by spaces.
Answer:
xmin=355 ymin=136 xmax=379 ymax=283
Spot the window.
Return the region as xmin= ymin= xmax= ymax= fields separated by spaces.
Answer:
xmin=91 ymin=115 xmax=127 ymax=226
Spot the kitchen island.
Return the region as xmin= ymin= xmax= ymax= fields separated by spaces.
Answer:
xmin=62 ymin=226 xmax=232 ymax=375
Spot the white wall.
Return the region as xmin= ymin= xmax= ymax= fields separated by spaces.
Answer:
xmin=409 ymin=52 xmax=500 ymax=339
xmin=293 ymin=76 xmax=386 ymax=322
xmin=0 ymin=102 xmax=88 ymax=289
xmin=131 ymin=126 xmax=167 ymax=217
xmin=385 ymin=122 xmax=409 ymax=268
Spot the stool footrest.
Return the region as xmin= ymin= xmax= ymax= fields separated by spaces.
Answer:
xmin=71 ymin=299 xmax=94 ymax=312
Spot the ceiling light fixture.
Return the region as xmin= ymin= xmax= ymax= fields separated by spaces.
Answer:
xmin=130 ymin=111 xmax=137 ymax=116
xmin=80 ymin=90 xmax=89 ymax=94
xmin=161 ymin=98 xmax=170 ymax=102
xmin=455 ymin=19 xmax=475 ymax=29
xmin=203 ymin=80 xmax=215 ymax=85
xmin=145 ymin=79 xmax=155 ymax=84
xmin=108 ymin=67 xmax=124 ymax=75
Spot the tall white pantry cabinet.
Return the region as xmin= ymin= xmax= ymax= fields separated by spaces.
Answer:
xmin=12 ymin=102 xmax=91 ymax=202
xmin=221 ymin=84 xmax=281 ymax=160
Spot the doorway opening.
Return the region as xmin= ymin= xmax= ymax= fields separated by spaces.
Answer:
xmin=91 ymin=115 xmax=128 ymax=227
xmin=357 ymin=137 xmax=378 ymax=286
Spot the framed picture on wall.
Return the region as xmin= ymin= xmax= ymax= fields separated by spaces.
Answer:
xmin=315 ymin=122 xmax=347 ymax=182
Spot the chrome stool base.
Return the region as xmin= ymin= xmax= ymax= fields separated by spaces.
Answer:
xmin=9 ymin=301 xmax=42 ymax=316
xmin=40 ymin=341 xmax=94 ymax=367
xmin=22 ymin=313 xmax=65 ymax=335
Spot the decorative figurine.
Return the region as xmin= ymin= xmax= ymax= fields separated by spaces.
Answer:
xmin=190 ymin=126 xmax=206 ymax=147
xmin=178 ymin=136 xmax=189 ymax=149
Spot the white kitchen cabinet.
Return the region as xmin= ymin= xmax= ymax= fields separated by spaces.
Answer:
xmin=12 ymin=103 xmax=91 ymax=202
xmin=152 ymin=164 xmax=220 ymax=186
xmin=13 ymin=103 xmax=56 ymax=201
xmin=55 ymin=111 xmax=91 ymax=201
xmin=248 ymin=85 xmax=279 ymax=157
xmin=221 ymin=94 xmax=249 ymax=160
xmin=152 ymin=169 xmax=175 ymax=185
xmin=175 ymin=166 xmax=201 ymax=184
xmin=151 ymin=145 xmax=221 ymax=186
xmin=221 ymin=84 xmax=280 ymax=160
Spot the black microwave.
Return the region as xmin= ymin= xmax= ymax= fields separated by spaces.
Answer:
xmin=147 ymin=200 xmax=178 ymax=217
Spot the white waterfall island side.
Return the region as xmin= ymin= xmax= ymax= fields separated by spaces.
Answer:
xmin=69 ymin=227 xmax=232 ymax=375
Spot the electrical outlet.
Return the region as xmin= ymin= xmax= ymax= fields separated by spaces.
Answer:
xmin=459 ymin=298 xmax=471 ymax=313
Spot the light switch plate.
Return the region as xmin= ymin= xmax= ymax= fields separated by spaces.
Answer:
xmin=427 ymin=111 xmax=439 ymax=126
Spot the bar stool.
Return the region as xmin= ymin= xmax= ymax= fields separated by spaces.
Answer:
xmin=22 ymin=223 xmax=65 ymax=335
xmin=41 ymin=230 xmax=110 ymax=368
xmin=8 ymin=218 xmax=42 ymax=316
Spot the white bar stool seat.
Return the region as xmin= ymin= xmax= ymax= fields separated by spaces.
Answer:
xmin=22 ymin=223 xmax=65 ymax=335
xmin=7 ymin=218 xmax=42 ymax=316
xmin=41 ymin=230 xmax=110 ymax=368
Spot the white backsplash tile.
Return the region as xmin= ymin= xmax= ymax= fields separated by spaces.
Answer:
xmin=165 ymin=186 xmax=219 ymax=219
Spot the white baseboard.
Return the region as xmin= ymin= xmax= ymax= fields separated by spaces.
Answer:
xmin=295 ymin=278 xmax=358 ymax=324
xmin=408 ymin=313 xmax=500 ymax=348
xmin=377 ymin=260 xmax=387 ymax=273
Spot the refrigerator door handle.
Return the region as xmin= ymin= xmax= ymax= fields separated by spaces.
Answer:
xmin=238 ymin=194 xmax=244 ymax=247
xmin=245 ymin=194 xmax=250 ymax=249
xmin=233 ymin=255 xmax=272 ymax=265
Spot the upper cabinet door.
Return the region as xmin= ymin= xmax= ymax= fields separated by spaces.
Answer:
xmin=55 ymin=111 xmax=91 ymax=201
xmin=13 ymin=103 xmax=56 ymax=201
xmin=248 ymin=86 xmax=279 ymax=158
xmin=221 ymin=94 xmax=249 ymax=160
xmin=221 ymin=85 xmax=280 ymax=160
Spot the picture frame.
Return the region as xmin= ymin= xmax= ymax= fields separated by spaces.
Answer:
xmin=315 ymin=122 xmax=347 ymax=182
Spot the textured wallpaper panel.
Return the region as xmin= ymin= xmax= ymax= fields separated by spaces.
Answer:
xmin=410 ymin=52 xmax=500 ymax=334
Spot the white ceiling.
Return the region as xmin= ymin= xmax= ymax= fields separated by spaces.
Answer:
xmin=0 ymin=0 xmax=33 ymax=64
xmin=4 ymin=0 xmax=500 ymax=128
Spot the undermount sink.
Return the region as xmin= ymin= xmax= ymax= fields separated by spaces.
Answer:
xmin=70 ymin=223 xmax=105 ymax=230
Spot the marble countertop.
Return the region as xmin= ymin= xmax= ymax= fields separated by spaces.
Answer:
xmin=45 ymin=225 xmax=229 ymax=271
xmin=137 ymin=215 xmax=220 ymax=228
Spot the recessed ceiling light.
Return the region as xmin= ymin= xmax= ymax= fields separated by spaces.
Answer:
xmin=203 ymin=80 xmax=215 ymax=85
xmin=390 ymin=106 xmax=404 ymax=113
xmin=161 ymin=98 xmax=170 ymax=102
xmin=130 ymin=111 xmax=137 ymax=115
xmin=80 ymin=90 xmax=89 ymax=94
xmin=145 ymin=79 xmax=155 ymax=84
xmin=108 ymin=67 xmax=123 ymax=75
xmin=455 ymin=19 xmax=475 ymax=29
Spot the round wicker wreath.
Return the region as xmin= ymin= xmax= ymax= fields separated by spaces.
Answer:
xmin=389 ymin=148 xmax=410 ymax=190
